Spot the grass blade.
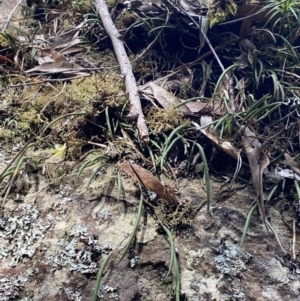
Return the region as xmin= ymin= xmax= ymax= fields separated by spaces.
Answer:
xmin=174 ymin=253 xmax=180 ymax=301
xmin=86 ymin=163 xmax=109 ymax=189
xmin=119 ymin=195 xmax=144 ymax=262
xmin=162 ymin=224 xmax=175 ymax=279
xmin=117 ymin=173 xmax=122 ymax=202
xmin=240 ymin=203 xmax=257 ymax=246
xmin=92 ymin=252 xmax=113 ymax=301
xmin=194 ymin=143 xmax=210 ymax=212
xmin=105 ymin=106 xmax=114 ymax=140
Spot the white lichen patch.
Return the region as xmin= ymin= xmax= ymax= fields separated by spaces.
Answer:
xmin=0 ymin=204 xmax=51 ymax=267
xmin=98 ymin=285 xmax=118 ymax=299
xmin=64 ymin=287 xmax=82 ymax=301
xmin=0 ymin=275 xmax=28 ymax=301
xmin=47 ymin=224 xmax=111 ymax=274
xmin=214 ymin=244 xmax=252 ymax=276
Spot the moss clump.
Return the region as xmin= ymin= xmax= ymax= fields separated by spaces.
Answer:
xmin=19 ymin=72 xmax=125 ymax=123
xmin=58 ymin=73 xmax=126 ymax=112
xmin=145 ymin=107 xmax=189 ymax=134
xmin=0 ymin=33 xmax=10 ymax=48
xmin=0 ymin=128 xmax=15 ymax=141
xmin=155 ymin=200 xmax=198 ymax=229
xmin=207 ymin=0 xmax=238 ymax=28
xmin=0 ymin=72 xmax=126 ymax=156
xmin=121 ymin=12 xmax=137 ymax=28
xmin=18 ymin=109 xmax=45 ymax=136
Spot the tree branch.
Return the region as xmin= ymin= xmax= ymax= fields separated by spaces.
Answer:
xmin=94 ymin=0 xmax=149 ymax=143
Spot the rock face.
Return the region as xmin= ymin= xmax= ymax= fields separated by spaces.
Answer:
xmin=0 ymin=160 xmax=299 ymax=301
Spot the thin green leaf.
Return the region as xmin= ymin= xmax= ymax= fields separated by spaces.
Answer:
xmin=117 ymin=173 xmax=122 ymax=202
xmin=105 ymin=106 xmax=114 ymax=140
xmin=240 ymin=203 xmax=257 ymax=246
xmin=213 ymin=64 xmax=236 ymax=97
xmin=194 ymin=143 xmax=210 ymax=212
xmin=86 ymin=163 xmax=109 ymax=189
xmin=119 ymin=195 xmax=144 ymax=262
xmin=162 ymin=225 xmax=175 ymax=279
xmin=92 ymin=252 xmax=113 ymax=301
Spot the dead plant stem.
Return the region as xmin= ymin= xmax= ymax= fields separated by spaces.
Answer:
xmin=94 ymin=0 xmax=149 ymax=143
xmin=2 ymin=0 xmax=23 ymax=31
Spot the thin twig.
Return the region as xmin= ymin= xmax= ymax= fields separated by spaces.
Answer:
xmin=2 ymin=0 xmax=23 ymax=31
xmin=8 ymin=75 xmax=92 ymax=87
xmin=292 ymin=218 xmax=296 ymax=259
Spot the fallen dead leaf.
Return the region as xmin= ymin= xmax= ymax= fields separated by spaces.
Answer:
xmin=282 ymin=153 xmax=300 ymax=176
xmin=25 ymin=61 xmax=84 ymax=73
xmin=149 ymin=82 xmax=191 ymax=114
xmin=51 ymin=49 xmax=68 ymax=62
xmin=116 ymin=163 xmax=177 ymax=205
xmin=242 ymin=129 xmax=270 ymax=227
xmin=193 ymin=117 xmax=239 ymax=159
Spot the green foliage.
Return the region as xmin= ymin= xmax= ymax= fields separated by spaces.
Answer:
xmin=264 ymin=0 xmax=300 ymax=35
xmin=162 ymin=225 xmax=181 ymax=301
xmin=119 ymin=195 xmax=144 ymax=262
xmin=92 ymin=252 xmax=113 ymax=301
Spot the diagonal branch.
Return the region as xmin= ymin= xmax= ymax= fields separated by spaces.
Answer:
xmin=2 ymin=0 xmax=23 ymax=31
xmin=94 ymin=0 xmax=149 ymax=143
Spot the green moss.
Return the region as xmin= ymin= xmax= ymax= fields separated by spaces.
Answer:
xmin=145 ymin=107 xmax=190 ymax=134
xmin=0 ymin=72 xmax=126 ymax=157
xmin=207 ymin=0 xmax=238 ymax=28
xmin=0 ymin=128 xmax=15 ymax=141
xmin=58 ymin=73 xmax=126 ymax=112
xmin=19 ymin=109 xmax=44 ymax=130
xmin=0 ymin=34 xmax=10 ymax=48
xmin=155 ymin=200 xmax=198 ymax=229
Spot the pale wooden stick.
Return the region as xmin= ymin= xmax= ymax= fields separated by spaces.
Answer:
xmin=2 ymin=0 xmax=23 ymax=31
xmin=94 ymin=0 xmax=149 ymax=143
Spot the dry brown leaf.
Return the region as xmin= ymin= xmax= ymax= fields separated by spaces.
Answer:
xmin=242 ymin=132 xmax=269 ymax=227
xmin=116 ymin=163 xmax=177 ymax=205
xmin=149 ymin=82 xmax=191 ymax=114
xmin=185 ymin=100 xmax=222 ymax=115
xmin=51 ymin=34 xmax=80 ymax=49
xmin=193 ymin=117 xmax=239 ymax=159
xmin=0 ymin=54 xmax=14 ymax=65
xmin=243 ymin=139 xmax=269 ymax=198
xmin=221 ymin=141 xmax=239 ymax=159
xmin=243 ymin=127 xmax=261 ymax=148
xmin=25 ymin=61 xmax=84 ymax=73
xmin=37 ymin=47 xmax=84 ymax=58
xmin=243 ymin=130 xmax=285 ymax=252
xmin=51 ymin=49 xmax=68 ymax=62
xmin=283 ymin=153 xmax=300 ymax=176
xmin=142 ymin=81 xmax=222 ymax=116
xmin=35 ymin=55 xmax=53 ymax=65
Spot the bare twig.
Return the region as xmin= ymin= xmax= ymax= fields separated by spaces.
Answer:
xmin=2 ymin=0 xmax=24 ymax=31
xmin=292 ymin=218 xmax=296 ymax=259
xmin=94 ymin=0 xmax=149 ymax=143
